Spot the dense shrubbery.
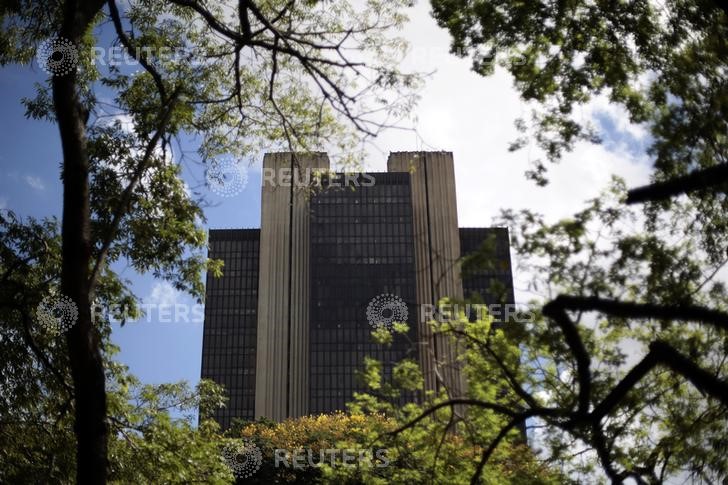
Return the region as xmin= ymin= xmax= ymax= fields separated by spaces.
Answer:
xmin=232 ymin=410 xmax=564 ymax=484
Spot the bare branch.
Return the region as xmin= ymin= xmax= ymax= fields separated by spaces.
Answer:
xmin=541 ymin=300 xmax=592 ymax=414
xmin=547 ymin=295 xmax=728 ymax=333
xmin=627 ymin=163 xmax=728 ymax=204
xmin=107 ymin=0 xmax=167 ymax=101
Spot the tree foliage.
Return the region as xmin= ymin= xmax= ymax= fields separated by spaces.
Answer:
xmin=0 ymin=211 xmax=233 ymax=483
xmin=431 ymin=0 xmax=728 ymax=262
xmin=373 ymin=180 xmax=727 ymax=484
xmin=418 ymin=2 xmax=728 ymax=482
xmin=231 ymin=405 xmax=564 ymax=484
xmin=496 ymin=181 xmax=728 ymax=482
xmin=431 ymin=0 xmax=726 ymax=176
xmin=2 ymin=1 xmax=727 ymax=483
xmin=0 ymin=0 xmax=420 ymax=481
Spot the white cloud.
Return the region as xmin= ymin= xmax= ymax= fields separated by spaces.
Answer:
xmin=24 ymin=175 xmax=45 ymax=191
xmin=587 ymin=94 xmax=650 ymax=144
xmin=145 ymin=281 xmax=181 ymax=307
xmin=181 ymin=179 xmax=192 ymax=198
xmin=357 ymin=6 xmax=664 ymax=475
xmin=103 ymin=113 xmax=135 ymax=133
xmin=363 ymin=4 xmax=652 ymax=231
xmin=357 ymin=6 xmax=655 ymax=338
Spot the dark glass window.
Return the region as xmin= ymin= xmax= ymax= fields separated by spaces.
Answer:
xmin=459 ymin=228 xmax=515 ymax=324
xmin=201 ymin=229 xmax=260 ymax=428
xmin=309 ymin=173 xmax=419 ymax=414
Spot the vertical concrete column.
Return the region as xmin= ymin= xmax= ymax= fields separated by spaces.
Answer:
xmin=255 ymin=152 xmax=329 ymax=420
xmin=387 ymin=151 xmax=465 ymax=398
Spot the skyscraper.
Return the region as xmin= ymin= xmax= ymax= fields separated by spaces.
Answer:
xmin=201 ymin=151 xmax=514 ymax=428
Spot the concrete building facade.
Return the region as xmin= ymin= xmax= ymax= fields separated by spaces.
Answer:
xmin=201 ymin=151 xmax=514 ymax=427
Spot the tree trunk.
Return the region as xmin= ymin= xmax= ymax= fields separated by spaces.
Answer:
xmin=53 ymin=1 xmax=109 ymax=483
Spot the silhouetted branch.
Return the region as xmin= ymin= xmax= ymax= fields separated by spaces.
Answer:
xmin=390 ymin=399 xmax=521 ymax=437
xmin=541 ymin=301 xmax=591 ymax=414
xmin=591 ymin=350 xmax=658 ymax=423
xmin=626 ymin=163 xmax=728 ymax=204
xmin=649 ymin=340 xmax=728 ymax=408
xmin=166 ymin=0 xmax=386 ymax=138
xmin=546 ymin=295 xmax=728 ymax=333
xmin=590 ymin=340 xmax=728 ymax=424
xmin=470 ymin=417 xmax=524 ymax=485
xmin=401 ymin=291 xmax=728 ymax=482
xmin=108 ymin=0 xmax=167 ymax=102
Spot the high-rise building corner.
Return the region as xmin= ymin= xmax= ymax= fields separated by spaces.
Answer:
xmin=201 ymin=151 xmax=515 ymax=428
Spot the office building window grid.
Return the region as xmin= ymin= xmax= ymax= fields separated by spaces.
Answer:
xmin=201 ymin=229 xmax=260 ymax=428
xmin=309 ymin=173 xmax=419 ymax=413
xmin=199 ymin=170 xmax=516 ymax=428
xmin=460 ymin=228 xmax=515 ymax=322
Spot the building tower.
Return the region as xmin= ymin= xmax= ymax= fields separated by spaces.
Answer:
xmin=200 ymin=151 xmax=514 ymax=427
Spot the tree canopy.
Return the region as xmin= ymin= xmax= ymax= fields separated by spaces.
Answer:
xmin=432 ymin=0 xmax=728 ymax=261
xmin=409 ymin=2 xmax=728 ymax=482
xmin=0 ymin=0 xmax=419 ymax=482
xmin=1 ymin=0 xmax=727 ymax=483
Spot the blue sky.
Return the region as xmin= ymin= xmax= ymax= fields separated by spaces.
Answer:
xmin=0 ymin=60 xmax=265 ymax=388
xmin=0 ymin=2 xmax=653 ymax=395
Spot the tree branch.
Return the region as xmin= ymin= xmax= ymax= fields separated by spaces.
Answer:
xmin=107 ymin=0 xmax=167 ymax=102
xmin=590 ymin=350 xmax=659 ymax=423
xmin=469 ymin=417 xmax=524 ymax=485
xmin=541 ymin=301 xmax=592 ymax=414
xmin=650 ymin=340 xmax=728 ymax=408
xmin=87 ymin=91 xmax=181 ymax=294
xmin=547 ymin=295 xmax=728 ymax=333
xmin=20 ymin=309 xmax=74 ymax=396
xmin=626 ymin=163 xmax=728 ymax=204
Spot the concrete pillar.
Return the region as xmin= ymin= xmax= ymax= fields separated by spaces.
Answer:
xmin=255 ymin=152 xmax=330 ymax=420
xmin=387 ymin=151 xmax=466 ymax=398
